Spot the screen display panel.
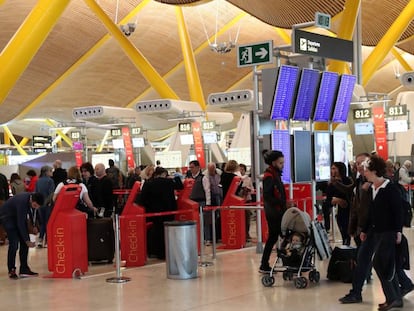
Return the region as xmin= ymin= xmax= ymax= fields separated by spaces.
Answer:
xmin=314 ymin=131 xmax=331 ymax=181
xmin=292 ymin=68 xmax=320 ymax=121
xmin=270 ymin=65 xmax=300 ymax=120
xmin=331 ymin=74 xmax=357 ymax=123
xmin=271 ymin=129 xmax=291 ymax=183
xmin=313 ymin=71 xmax=339 ymax=122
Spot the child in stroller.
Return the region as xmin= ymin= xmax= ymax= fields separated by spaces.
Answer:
xmin=279 ymin=232 xmax=305 ymax=268
xmin=261 ymin=207 xmax=322 ymax=289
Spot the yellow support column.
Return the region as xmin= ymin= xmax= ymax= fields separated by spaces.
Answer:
xmin=328 ymin=0 xmax=361 ymax=74
xmin=362 ymin=1 xmax=414 ymax=86
xmin=175 ymin=7 xmax=206 ymax=111
xmin=0 ymin=0 xmax=71 ymax=105
xmin=2 ymin=126 xmax=28 ymax=155
xmin=45 ymin=119 xmax=73 ymax=147
xmin=84 ymin=0 xmax=179 ymax=99
xmin=391 ymin=48 xmax=413 ymax=72
xmin=19 ymin=137 xmax=30 ymax=147
xmin=3 ymin=131 xmax=10 ymax=145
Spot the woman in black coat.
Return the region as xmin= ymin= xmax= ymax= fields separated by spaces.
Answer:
xmin=139 ymin=167 xmax=183 ymax=259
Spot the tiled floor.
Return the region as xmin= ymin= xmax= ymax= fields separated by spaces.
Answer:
xmin=0 ymin=227 xmax=413 ymax=311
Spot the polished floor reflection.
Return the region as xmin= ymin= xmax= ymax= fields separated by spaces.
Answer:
xmin=0 ymin=227 xmax=413 ymax=311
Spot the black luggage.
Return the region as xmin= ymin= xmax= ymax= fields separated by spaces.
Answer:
xmin=327 ymin=246 xmax=357 ymax=283
xmin=87 ymin=218 xmax=115 ymax=263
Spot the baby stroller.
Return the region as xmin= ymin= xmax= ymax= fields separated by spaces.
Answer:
xmin=261 ymin=207 xmax=330 ymax=289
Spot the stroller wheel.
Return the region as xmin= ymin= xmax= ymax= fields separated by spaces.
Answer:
xmin=261 ymin=275 xmax=275 ymax=287
xmin=309 ymin=270 xmax=320 ymax=283
xmin=294 ymin=276 xmax=308 ymax=289
xmin=282 ymin=271 xmax=288 ymax=281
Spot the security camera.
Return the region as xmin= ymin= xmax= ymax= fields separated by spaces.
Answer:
xmin=400 ymin=71 xmax=414 ymax=89
xmin=120 ymin=23 xmax=136 ymax=37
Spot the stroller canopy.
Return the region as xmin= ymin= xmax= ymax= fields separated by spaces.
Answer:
xmin=281 ymin=207 xmax=311 ymax=236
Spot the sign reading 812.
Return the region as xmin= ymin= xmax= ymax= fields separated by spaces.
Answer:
xmin=353 ymin=108 xmax=371 ymax=120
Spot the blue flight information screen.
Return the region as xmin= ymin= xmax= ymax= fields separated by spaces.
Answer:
xmin=313 ymin=71 xmax=339 ymax=122
xmin=270 ymin=65 xmax=300 ymax=120
xmin=292 ymin=68 xmax=320 ymax=121
xmin=331 ymin=74 xmax=357 ymax=123
xmin=271 ymin=129 xmax=291 ymax=183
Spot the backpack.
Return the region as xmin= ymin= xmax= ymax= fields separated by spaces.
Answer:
xmin=394 ymin=182 xmax=413 ymax=228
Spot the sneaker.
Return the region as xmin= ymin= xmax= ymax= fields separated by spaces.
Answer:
xmin=258 ymin=265 xmax=272 ymax=274
xmin=9 ymin=268 xmax=18 ymax=280
xmin=19 ymin=269 xmax=39 ymax=277
xmin=401 ymin=284 xmax=414 ymax=297
xmin=339 ymin=293 xmax=362 ymax=304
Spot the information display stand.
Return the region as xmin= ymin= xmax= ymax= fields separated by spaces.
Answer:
xmin=47 ymin=185 xmax=88 ymax=278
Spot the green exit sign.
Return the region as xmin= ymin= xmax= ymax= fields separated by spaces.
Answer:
xmin=237 ymin=40 xmax=273 ymax=68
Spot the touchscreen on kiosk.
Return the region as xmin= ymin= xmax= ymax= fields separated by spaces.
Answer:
xmin=271 ymin=129 xmax=291 ymax=183
xmin=270 ymin=65 xmax=300 ymax=120
xmin=292 ymin=68 xmax=320 ymax=121
xmin=312 ymin=71 xmax=339 ymax=122
xmin=331 ymin=74 xmax=357 ymax=123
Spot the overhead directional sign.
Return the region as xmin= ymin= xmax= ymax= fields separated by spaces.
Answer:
xmin=292 ymin=29 xmax=353 ymax=62
xmin=237 ymin=40 xmax=273 ymax=68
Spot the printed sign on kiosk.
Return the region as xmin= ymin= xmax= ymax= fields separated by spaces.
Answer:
xmin=119 ymin=181 xmax=147 ymax=267
xmin=220 ymin=176 xmax=246 ymax=249
xmin=47 ymin=185 xmax=88 ymax=278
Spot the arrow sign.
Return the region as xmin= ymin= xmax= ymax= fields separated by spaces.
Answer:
xmin=255 ymin=47 xmax=268 ymax=59
xmin=237 ymin=40 xmax=273 ymax=68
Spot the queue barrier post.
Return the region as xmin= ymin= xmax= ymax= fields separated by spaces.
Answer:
xmin=47 ymin=185 xmax=88 ymax=278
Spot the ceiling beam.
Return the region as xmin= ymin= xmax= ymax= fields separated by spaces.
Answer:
xmin=0 ymin=0 xmax=71 ymax=106
xmin=176 ymin=6 xmax=206 ymax=111
xmin=362 ymin=0 xmax=414 ymax=86
xmin=84 ymin=0 xmax=179 ymax=99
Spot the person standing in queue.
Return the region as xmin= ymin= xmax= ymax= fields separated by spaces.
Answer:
xmin=361 ymin=155 xmax=404 ymax=310
xmin=259 ymin=150 xmax=287 ymax=273
xmin=0 ymin=192 xmax=44 ymax=279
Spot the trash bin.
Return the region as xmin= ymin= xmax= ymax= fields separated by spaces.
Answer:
xmin=164 ymin=220 xmax=198 ymax=279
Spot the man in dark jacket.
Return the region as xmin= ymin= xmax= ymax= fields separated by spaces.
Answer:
xmin=0 ymin=192 xmax=44 ymax=279
xmin=52 ymin=159 xmax=67 ymax=187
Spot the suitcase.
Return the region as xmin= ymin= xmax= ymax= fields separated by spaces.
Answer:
xmin=87 ymin=218 xmax=115 ymax=263
xmin=327 ymin=246 xmax=357 ymax=283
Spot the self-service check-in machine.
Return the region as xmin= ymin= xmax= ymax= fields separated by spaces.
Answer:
xmin=47 ymin=185 xmax=88 ymax=278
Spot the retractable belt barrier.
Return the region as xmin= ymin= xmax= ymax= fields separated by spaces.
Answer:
xmin=47 ymin=185 xmax=88 ymax=279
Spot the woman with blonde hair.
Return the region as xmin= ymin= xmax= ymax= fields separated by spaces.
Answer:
xmin=53 ymin=166 xmax=97 ymax=217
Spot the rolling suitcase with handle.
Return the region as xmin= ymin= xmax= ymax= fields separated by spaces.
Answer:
xmin=87 ymin=217 xmax=115 ymax=263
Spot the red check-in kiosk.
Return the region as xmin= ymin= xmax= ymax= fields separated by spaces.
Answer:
xmin=119 ymin=181 xmax=147 ymax=267
xmin=220 ymin=176 xmax=246 ymax=249
xmin=47 ymin=185 xmax=88 ymax=278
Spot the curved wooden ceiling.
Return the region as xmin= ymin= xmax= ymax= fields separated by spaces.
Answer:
xmin=0 ymin=0 xmax=413 ymax=143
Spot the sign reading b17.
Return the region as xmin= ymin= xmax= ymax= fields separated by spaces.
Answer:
xmin=237 ymin=40 xmax=273 ymax=68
